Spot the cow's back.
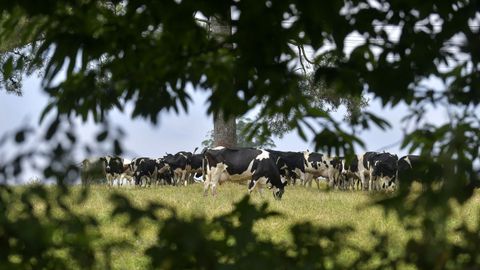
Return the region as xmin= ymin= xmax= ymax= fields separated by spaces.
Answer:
xmin=206 ymin=147 xmax=261 ymax=175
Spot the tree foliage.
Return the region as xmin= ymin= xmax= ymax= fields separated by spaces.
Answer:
xmin=0 ymin=0 xmax=480 ymax=269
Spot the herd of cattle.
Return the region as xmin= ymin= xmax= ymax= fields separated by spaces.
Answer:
xmin=81 ymin=147 xmax=422 ymax=199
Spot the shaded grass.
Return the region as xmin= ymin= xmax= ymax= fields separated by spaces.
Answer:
xmin=20 ymin=182 xmax=480 ymax=269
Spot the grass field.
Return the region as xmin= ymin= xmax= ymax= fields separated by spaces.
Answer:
xmin=16 ymin=182 xmax=480 ymax=269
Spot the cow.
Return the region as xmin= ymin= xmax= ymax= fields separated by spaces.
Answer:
xmin=188 ymin=153 xmax=204 ymax=182
xmin=132 ymin=158 xmax=171 ymax=187
xmin=163 ymin=151 xmax=192 ymax=186
xmin=203 ymin=147 xmax=286 ymax=199
xmin=371 ymin=152 xmax=398 ymax=190
xmin=303 ymin=151 xmax=343 ymax=189
xmin=397 ymin=155 xmax=421 ymax=189
xmin=341 ymin=153 xmax=375 ymax=190
xmin=104 ymin=156 xmax=124 ymax=186
xmin=118 ymin=158 xmax=134 ymax=186
xmin=342 ymin=152 xmax=398 ymax=191
xmin=155 ymin=158 xmax=173 ymax=185
xmin=267 ymin=150 xmax=306 ymax=185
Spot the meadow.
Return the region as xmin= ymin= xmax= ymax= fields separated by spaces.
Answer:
xmin=13 ymin=182 xmax=480 ymax=269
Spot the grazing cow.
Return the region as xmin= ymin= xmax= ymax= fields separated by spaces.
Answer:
xmin=133 ymin=158 xmax=171 ymax=187
xmin=163 ymin=151 xmax=192 ymax=186
xmin=80 ymin=157 xmax=106 ymax=185
xmin=267 ymin=150 xmax=306 ymax=185
xmin=203 ymin=147 xmax=286 ymax=199
xmin=303 ymin=151 xmax=343 ymax=189
xmin=104 ymin=156 xmax=124 ymax=186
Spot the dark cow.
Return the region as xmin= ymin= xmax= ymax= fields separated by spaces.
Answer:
xmin=397 ymin=155 xmax=421 ymax=188
xmin=133 ymin=158 xmax=171 ymax=186
xmin=155 ymin=158 xmax=174 ymax=185
xmin=104 ymin=156 xmax=124 ymax=186
xmin=370 ymin=152 xmax=398 ymax=190
xmin=203 ymin=147 xmax=286 ymax=199
xmin=267 ymin=150 xmax=305 ymax=185
xmin=188 ymin=153 xmax=204 ymax=181
xmin=163 ymin=151 xmax=192 ymax=186
xmin=129 ymin=157 xmax=150 ymax=178
xmin=303 ymin=151 xmax=343 ymax=189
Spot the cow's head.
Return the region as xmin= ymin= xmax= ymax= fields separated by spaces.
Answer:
xmin=273 ymin=188 xmax=284 ymax=200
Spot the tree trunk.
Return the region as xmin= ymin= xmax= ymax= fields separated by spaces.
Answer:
xmin=209 ymin=12 xmax=237 ymax=148
xmin=213 ymin=112 xmax=236 ymax=147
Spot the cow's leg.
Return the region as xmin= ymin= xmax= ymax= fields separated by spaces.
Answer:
xmin=203 ymin=178 xmax=210 ymax=196
xmin=182 ymin=171 xmax=188 ymax=186
xmin=315 ymin=177 xmax=321 ymax=190
xmin=188 ymin=172 xmax=194 ymax=184
xmin=358 ymin=172 xmax=366 ymax=191
xmin=210 ymin=168 xmax=223 ymax=196
xmin=303 ymin=173 xmax=310 ymax=187
xmin=106 ymin=174 xmax=112 ymax=187
xmin=176 ymin=171 xmax=182 ymax=186
xmin=203 ymin=168 xmax=211 ymax=196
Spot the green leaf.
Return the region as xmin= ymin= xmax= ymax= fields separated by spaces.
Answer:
xmin=39 ymin=102 xmax=55 ymax=124
xmin=45 ymin=118 xmax=60 ymax=140
xmin=3 ymin=56 xmax=13 ymax=78
xmin=96 ymin=130 xmax=108 ymax=142
xmin=15 ymin=130 xmax=25 ymax=143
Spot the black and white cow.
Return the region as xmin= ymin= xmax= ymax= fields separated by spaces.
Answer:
xmin=163 ymin=151 xmax=192 ymax=186
xmin=303 ymin=151 xmax=343 ymax=189
xmin=203 ymin=147 xmax=286 ymax=199
xmin=188 ymin=153 xmax=204 ymax=182
xmin=342 ymin=152 xmax=398 ymax=190
xmin=132 ymin=157 xmax=171 ymax=187
xmin=155 ymin=158 xmax=173 ymax=185
xmin=397 ymin=155 xmax=421 ymax=187
xmin=104 ymin=156 xmax=124 ymax=186
xmin=341 ymin=152 xmax=376 ymax=190
xmin=267 ymin=150 xmax=305 ymax=185
xmin=371 ymin=152 xmax=398 ymax=190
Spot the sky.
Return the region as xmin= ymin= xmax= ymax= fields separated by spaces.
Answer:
xmin=0 ymin=73 xmax=450 ymax=181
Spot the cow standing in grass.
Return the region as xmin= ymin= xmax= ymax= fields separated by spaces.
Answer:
xmin=341 ymin=153 xmax=374 ymax=190
xmin=163 ymin=151 xmax=192 ymax=186
xmin=104 ymin=156 xmax=124 ymax=187
xmin=303 ymin=151 xmax=343 ymax=190
xmin=132 ymin=157 xmax=171 ymax=187
xmin=267 ymin=150 xmax=306 ymax=185
xmin=397 ymin=155 xmax=421 ymax=189
xmin=371 ymin=152 xmax=398 ymax=190
xmin=203 ymin=147 xmax=286 ymax=200
xmin=188 ymin=153 xmax=204 ymax=182
xmin=342 ymin=152 xmax=398 ymax=190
